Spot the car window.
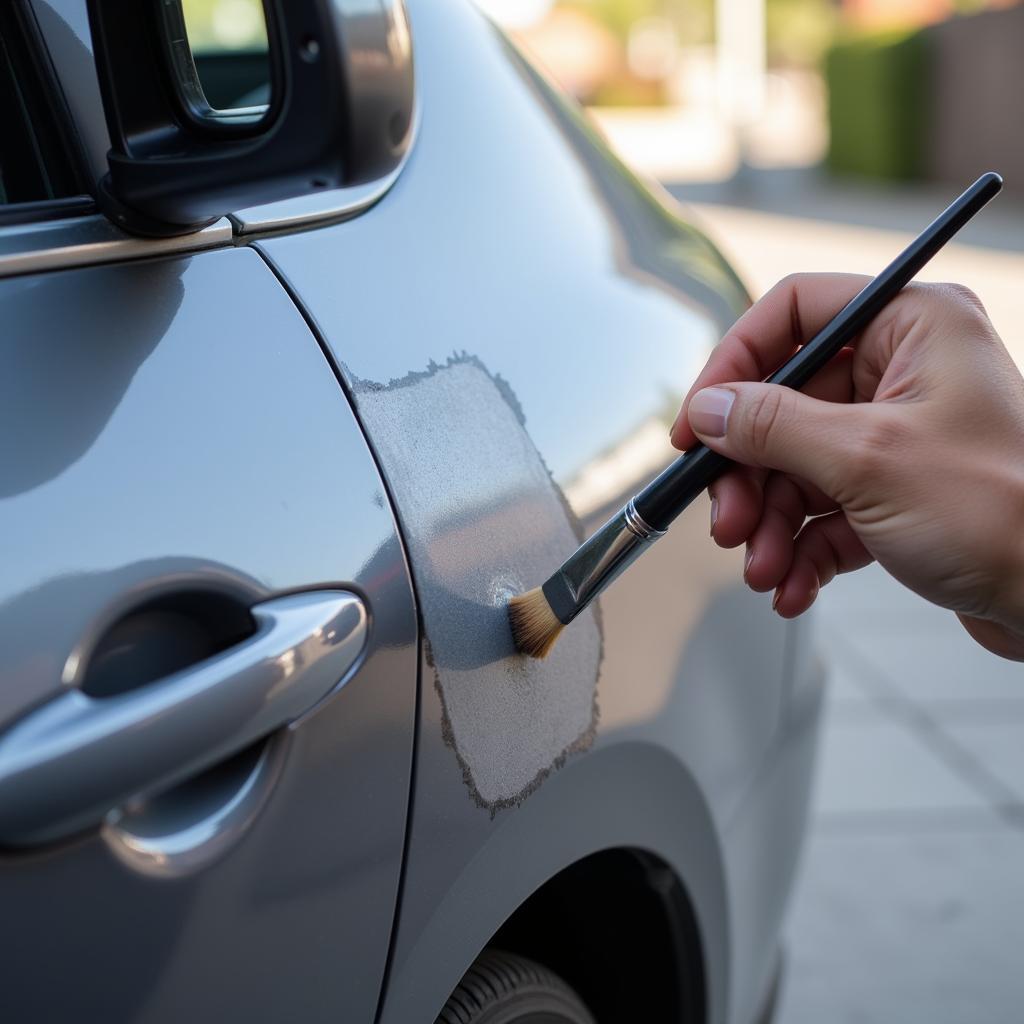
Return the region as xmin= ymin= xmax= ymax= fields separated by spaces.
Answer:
xmin=0 ymin=7 xmax=82 ymax=211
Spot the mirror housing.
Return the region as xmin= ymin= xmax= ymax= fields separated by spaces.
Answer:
xmin=86 ymin=0 xmax=415 ymax=236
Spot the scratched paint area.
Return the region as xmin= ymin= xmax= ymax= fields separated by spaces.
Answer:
xmin=351 ymin=356 xmax=601 ymax=810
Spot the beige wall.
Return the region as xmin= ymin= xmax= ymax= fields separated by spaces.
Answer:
xmin=926 ymin=6 xmax=1024 ymax=193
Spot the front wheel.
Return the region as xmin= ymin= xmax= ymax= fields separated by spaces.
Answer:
xmin=436 ymin=949 xmax=595 ymax=1024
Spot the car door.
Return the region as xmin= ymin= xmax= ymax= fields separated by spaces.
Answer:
xmin=256 ymin=3 xmax=794 ymax=1020
xmin=0 ymin=10 xmax=417 ymax=1022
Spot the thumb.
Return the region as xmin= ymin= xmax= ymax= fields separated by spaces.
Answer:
xmin=687 ymin=383 xmax=861 ymax=495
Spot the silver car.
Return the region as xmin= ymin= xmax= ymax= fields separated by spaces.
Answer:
xmin=0 ymin=1 xmax=823 ymax=1021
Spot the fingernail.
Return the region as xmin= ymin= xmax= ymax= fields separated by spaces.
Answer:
xmin=710 ymin=497 xmax=719 ymax=536
xmin=744 ymin=546 xmax=754 ymax=579
xmin=688 ymin=387 xmax=735 ymax=438
xmin=771 ymin=588 xmax=782 ymax=612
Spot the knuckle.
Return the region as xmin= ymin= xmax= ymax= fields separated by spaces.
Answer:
xmin=933 ymin=282 xmax=990 ymax=326
xmin=942 ymin=281 xmax=984 ymax=311
xmin=764 ymin=273 xmax=802 ymax=305
xmin=901 ymin=281 xmax=994 ymax=341
xmin=771 ymin=273 xmax=809 ymax=307
xmin=742 ymin=387 xmax=787 ymax=459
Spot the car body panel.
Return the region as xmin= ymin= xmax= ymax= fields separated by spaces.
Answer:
xmin=0 ymin=0 xmax=826 ymax=1020
xmin=256 ymin=1 xmax=824 ymax=1021
xmin=0 ymin=250 xmax=418 ymax=1022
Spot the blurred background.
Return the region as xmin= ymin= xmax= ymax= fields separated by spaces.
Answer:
xmin=478 ymin=3 xmax=1024 ymax=1023
xmin=480 ymin=0 xmax=1021 ymax=188
xmin=478 ymin=0 xmax=1024 ymax=362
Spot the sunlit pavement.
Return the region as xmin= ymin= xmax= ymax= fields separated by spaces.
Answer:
xmin=652 ymin=169 xmax=1024 ymax=1023
xmin=769 ymin=567 xmax=1024 ymax=1024
xmin=666 ymin=168 xmax=1024 ymax=371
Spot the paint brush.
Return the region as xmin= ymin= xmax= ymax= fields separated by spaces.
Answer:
xmin=509 ymin=171 xmax=1003 ymax=659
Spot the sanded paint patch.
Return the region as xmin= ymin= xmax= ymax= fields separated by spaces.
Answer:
xmin=351 ymin=356 xmax=601 ymax=810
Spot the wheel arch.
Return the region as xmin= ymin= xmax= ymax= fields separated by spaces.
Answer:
xmin=492 ymin=846 xmax=707 ymax=1022
xmin=379 ymin=742 xmax=729 ymax=1024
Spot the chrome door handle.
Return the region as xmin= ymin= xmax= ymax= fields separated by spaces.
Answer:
xmin=0 ymin=590 xmax=367 ymax=847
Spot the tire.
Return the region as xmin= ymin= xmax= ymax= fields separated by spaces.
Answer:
xmin=435 ymin=949 xmax=596 ymax=1024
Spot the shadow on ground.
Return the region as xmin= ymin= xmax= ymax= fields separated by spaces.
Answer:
xmin=667 ymin=166 xmax=1024 ymax=255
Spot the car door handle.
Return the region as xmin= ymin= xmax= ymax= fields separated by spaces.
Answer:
xmin=0 ymin=590 xmax=367 ymax=847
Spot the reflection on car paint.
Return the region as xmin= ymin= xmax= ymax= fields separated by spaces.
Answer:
xmin=248 ymin=1 xmax=812 ymax=1017
xmin=0 ymin=249 xmax=421 ymax=1020
xmin=0 ymin=262 xmax=183 ymax=498
xmin=352 ymin=355 xmax=601 ymax=810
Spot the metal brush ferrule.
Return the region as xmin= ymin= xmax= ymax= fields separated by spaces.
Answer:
xmin=542 ymin=498 xmax=667 ymax=624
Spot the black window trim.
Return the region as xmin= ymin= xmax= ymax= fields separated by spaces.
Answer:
xmin=0 ymin=194 xmax=97 ymax=227
xmin=0 ymin=1 xmax=95 ymax=223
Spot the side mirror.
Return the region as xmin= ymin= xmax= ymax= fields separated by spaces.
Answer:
xmin=86 ymin=0 xmax=415 ymax=236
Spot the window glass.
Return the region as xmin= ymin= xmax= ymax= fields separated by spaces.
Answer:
xmin=0 ymin=16 xmax=78 ymax=206
xmin=0 ymin=37 xmax=44 ymax=204
xmin=180 ymin=0 xmax=271 ymax=111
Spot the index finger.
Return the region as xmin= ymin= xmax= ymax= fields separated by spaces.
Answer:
xmin=671 ymin=272 xmax=871 ymax=450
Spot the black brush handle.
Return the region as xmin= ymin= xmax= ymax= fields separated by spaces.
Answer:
xmin=634 ymin=171 xmax=1003 ymax=533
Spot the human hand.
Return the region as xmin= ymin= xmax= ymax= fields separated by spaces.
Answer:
xmin=670 ymin=273 xmax=1024 ymax=660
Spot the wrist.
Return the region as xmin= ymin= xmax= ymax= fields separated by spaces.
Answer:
xmin=977 ymin=466 xmax=1024 ymax=646
xmin=957 ymin=614 xmax=1024 ymax=662
xmin=997 ymin=473 xmax=1024 ymax=635
xmin=995 ymin=583 xmax=1024 ymax=654
xmin=965 ymin=493 xmax=1024 ymax=658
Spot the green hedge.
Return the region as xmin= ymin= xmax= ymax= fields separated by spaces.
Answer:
xmin=825 ymin=28 xmax=929 ymax=181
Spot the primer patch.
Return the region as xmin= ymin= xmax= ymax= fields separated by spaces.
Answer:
xmin=352 ymin=357 xmax=601 ymax=809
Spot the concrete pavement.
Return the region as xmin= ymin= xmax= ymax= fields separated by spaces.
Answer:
xmin=666 ymin=168 xmax=1024 ymax=372
xmin=776 ymin=567 xmax=1024 ymax=1024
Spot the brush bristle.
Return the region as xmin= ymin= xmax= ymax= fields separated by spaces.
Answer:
xmin=508 ymin=586 xmax=565 ymax=659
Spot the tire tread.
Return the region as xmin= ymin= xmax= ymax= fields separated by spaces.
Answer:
xmin=435 ymin=948 xmax=593 ymax=1024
